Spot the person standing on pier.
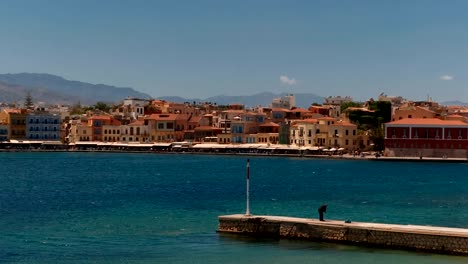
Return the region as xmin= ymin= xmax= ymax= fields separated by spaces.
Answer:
xmin=318 ymin=204 xmax=327 ymax=221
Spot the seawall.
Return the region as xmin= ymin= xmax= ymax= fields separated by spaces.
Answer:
xmin=218 ymin=214 xmax=468 ymax=255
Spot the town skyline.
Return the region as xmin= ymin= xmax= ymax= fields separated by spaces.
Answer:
xmin=1 ymin=1 xmax=468 ymax=102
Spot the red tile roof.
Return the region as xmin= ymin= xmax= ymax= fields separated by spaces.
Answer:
xmin=146 ymin=114 xmax=178 ymax=121
xmin=290 ymin=108 xmax=310 ymax=113
xmin=387 ymin=118 xmax=467 ymax=126
xmin=334 ymin=121 xmax=356 ymax=127
xmin=318 ymin=116 xmax=336 ymax=120
xmin=272 ymin=108 xmax=291 ymax=112
xmin=194 ymin=126 xmax=222 ymax=131
xmin=295 ymin=118 xmax=318 ymax=124
xmin=89 ymin=115 xmax=112 ymax=120
xmin=129 ymin=120 xmax=144 ymax=126
xmin=260 ymin=121 xmax=280 ymax=127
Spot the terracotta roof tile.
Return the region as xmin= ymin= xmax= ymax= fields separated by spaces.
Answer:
xmin=260 ymin=121 xmax=280 ymax=127
xmin=387 ymin=118 xmax=467 ymax=126
xmin=146 ymin=114 xmax=178 ymax=120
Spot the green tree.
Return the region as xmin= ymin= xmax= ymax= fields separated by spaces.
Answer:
xmin=94 ymin=102 xmax=112 ymax=112
xmin=70 ymin=101 xmax=85 ymax=115
xmin=24 ymin=91 xmax=34 ymax=110
xmin=341 ymin=101 xmax=363 ymax=112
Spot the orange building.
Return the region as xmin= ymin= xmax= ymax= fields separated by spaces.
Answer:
xmin=88 ymin=115 xmax=121 ymax=141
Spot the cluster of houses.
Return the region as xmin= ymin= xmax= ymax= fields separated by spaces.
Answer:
xmin=1 ymin=94 xmax=467 ymax=158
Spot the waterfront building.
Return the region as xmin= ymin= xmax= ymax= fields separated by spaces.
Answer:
xmin=119 ymin=119 xmax=150 ymax=143
xmin=102 ymin=123 xmax=121 ymax=142
xmin=290 ymin=119 xmax=318 ymax=147
xmin=328 ymin=121 xmax=358 ymax=150
xmin=193 ymin=126 xmax=223 ymax=142
xmin=217 ymin=109 xmax=245 ymax=135
xmin=26 ymin=112 xmax=61 ymax=141
xmin=257 ymin=121 xmax=280 ymax=144
xmin=315 ymin=117 xmax=335 ymax=147
xmin=384 ymin=118 xmax=468 ymax=158
xmin=217 ymin=133 xmax=231 ymax=144
xmin=230 ymin=112 xmax=266 ymax=144
xmin=0 ymin=109 xmax=27 ymax=140
xmin=88 ymin=115 xmax=121 ymax=141
xmin=0 ymin=123 xmax=8 ymax=141
xmin=68 ymin=121 xmax=92 ymax=142
xmin=145 ymin=113 xmax=178 ymax=142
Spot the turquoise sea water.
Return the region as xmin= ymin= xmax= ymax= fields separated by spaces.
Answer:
xmin=1 ymin=152 xmax=468 ymax=263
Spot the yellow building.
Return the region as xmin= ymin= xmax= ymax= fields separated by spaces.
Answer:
xmin=103 ymin=124 xmax=121 ymax=142
xmin=290 ymin=119 xmax=318 ymax=146
xmin=328 ymin=121 xmax=358 ymax=150
xmin=145 ymin=114 xmax=178 ymax=142
xmin=0 ymin=109 xmax=27 ymax=140
xmin=68 ymin=121 xmax=92 ymax=142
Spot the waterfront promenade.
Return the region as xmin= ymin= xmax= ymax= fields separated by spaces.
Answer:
xmin=1 ymin=147 xmax=467 ymax=163
xmin=218 ymin=214 xmax=468 ymax=255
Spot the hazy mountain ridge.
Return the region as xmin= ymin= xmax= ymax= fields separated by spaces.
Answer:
xmin=0 ymin=73 xmax=151 ymax=105
xmin=158 ymin=92 xmax=324 ymax=108
xmin=441 ymin=100 xmax=468 ymax=106
xmin=0 ymin=81 xmax=79 ymax=105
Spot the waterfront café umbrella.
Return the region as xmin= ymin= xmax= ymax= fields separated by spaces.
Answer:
xmin=192 ymin=143 xmax=226 ymax=149
xmin=329 ymin=148 xmax=337 ymax=152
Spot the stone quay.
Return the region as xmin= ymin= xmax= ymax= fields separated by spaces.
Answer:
xmin=218 ymin=214 xmax=468 ymax=255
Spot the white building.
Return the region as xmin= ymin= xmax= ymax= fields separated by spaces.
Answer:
xmin=272 ymin=94 xmax=296 ymax=109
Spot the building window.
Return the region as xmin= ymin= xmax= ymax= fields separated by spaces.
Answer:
xmin=408 ymin=115 xmax=412 ymax=118
xmin=345 ymin=130 xmax=349 ymax=136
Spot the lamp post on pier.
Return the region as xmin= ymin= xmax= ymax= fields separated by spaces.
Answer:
xmin=245 ymin=159 xmax=251 ymax=216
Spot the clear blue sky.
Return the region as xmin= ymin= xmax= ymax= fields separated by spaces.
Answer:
xmin=1 ymin=0 xmax=467 ymax=102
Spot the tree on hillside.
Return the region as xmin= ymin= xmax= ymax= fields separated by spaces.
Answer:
xmin=70 ymin=101 xmax=85 ymax=115
xmin=341 ymin=101 xmax=363 ymax=112
xmin=94 ymin=102 xmax=113 ymax=112
xmin=24 ymin=91 xmax=34 ymax=110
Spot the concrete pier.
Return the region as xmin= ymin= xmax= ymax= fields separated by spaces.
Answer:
xmin=218 ymin=214 xmax=468 ymax=255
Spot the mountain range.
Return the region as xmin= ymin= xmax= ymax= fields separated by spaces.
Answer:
xmin=0 ymin=73 xmax=151 ymax=105
xmin=0 ymin=73 xmax=465 ymax=108
xmin=157 ymin=92 xmax=324 ymax=108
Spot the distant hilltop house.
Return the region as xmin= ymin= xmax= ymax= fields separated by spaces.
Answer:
xmin=324 ymin=96 xmax=353 ymax=105
xmin=272 ymin=94 xmax=295 ymax=109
